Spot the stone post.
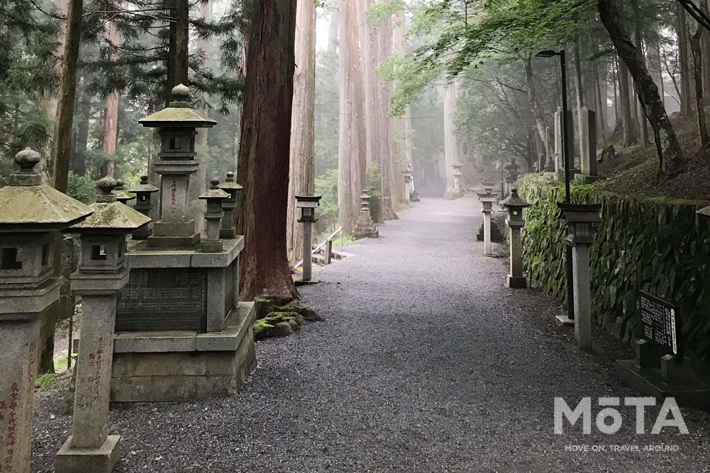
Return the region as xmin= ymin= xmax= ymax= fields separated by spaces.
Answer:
xmin=544 ymin=125 xmax=554 ymax=172
xmin=0 ymin=149 xmax=92 ymax=473
xmin=452 ymin=162 xmax=464 ymax=197
xmin=295 ymin=195 xmax=322 ymax=285
xmin=558 ymin=203 xmax=602 ymax=351
xmin=128 ymin=175 xmax=158 ymax=240
xmin=219 ymin=171 xmax=242 ymax=239
xmin=199 ymin=179 xmax=229 ymax=253
xmin=56 ymin=177 xmax=150 ymax=473
xmin=501 ymin=189 xmax=531 ymax=288
xmin=138 ymin=84 xmax=217 ymax=248
xmin=403 ymin=170 xmax=413 ymax=204
xmin=478 ymin=192 xmax=496 ymax=256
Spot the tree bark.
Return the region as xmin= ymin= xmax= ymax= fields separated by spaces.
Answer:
xmin=327 ymin=2 xmax=339 ymax=54
xmin=390 ymin=9 xmax=408 ymax=204
xmin=633 ymin=0 xmax=649 ymax=145
xmin=618 ymin=58 xmax=636 ymax=146
xmin=376 ymin=14 xmax=397 ymax=219
xmin=358 ymin=0 xmax=377 ymax=167
xmin=524 ymin=55 xmax=551 ymax=167
xmin=692 ymin=24 xmax=710 ymax=148
xmin=101 ymin=21 xmax=120 ymax=178
xmin=348 ymin=0 xmax=367 ymax=213
xmin=287 ymin=0 xmax=316 ymax=265
xmin=443 ymin=81 xmax=457 ymax=196
xmin=678 ymin=3 xmax=694 ymax=116
xmin=599 ymin=0 xmax=687 ymax=177
xmin=166 ymin=0 xmax=189 ymax=104
xmin=236 ymin=0 xmax=298 ymax=300
xmin=72 ymin=79 xmax=91 ymax=176
xmin=337 ymin=0 xmax=355 ymax=233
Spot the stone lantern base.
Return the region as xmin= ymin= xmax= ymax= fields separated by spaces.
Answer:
xmin=507 ymin=275 xmax=527 ymax=289
xmin=56 ymin=435 xmax=120 ymax=473
xmin=106 ymin=237 xmax=256 ymax=402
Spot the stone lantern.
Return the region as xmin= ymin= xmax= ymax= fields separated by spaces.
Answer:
xmin=56 ymin=177 xmax=150 ymax=473
xmin=403 ymin=169 xmax=413 ymax=205
xmin=220 ymin=171 xmax=242 ymax=239
xmin=128 ymin=175 xmax=159 ymax=240
xmin=504 ymin=158 xmax=519 ymax=197
xmin=199 ymin=179 xmax=229 ymax=253
xmin=501 ymin=189 xmax=531 ymax=288
xmin=353 ymin=193 xmax=379 ymax=239
xmin=0 ymin=148 xmax=92 ymax=473
xmin=558 ymin=202 xmax=602 ymax=351
xmin=477 ymin=191 xmax=497 ymax=256
xmin=451 ymin=162 xmax=464 ymax=197
xmin=113 ymin=179 xmax=135 ymax=205
xmin=295 ymin=195 xmax=322 ymax=285
xmin=138 ymin=83 xmax=216 ymax=248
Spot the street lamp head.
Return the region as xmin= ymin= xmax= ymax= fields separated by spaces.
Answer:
xmin=536 ymin=50 xmax=559 ymax=58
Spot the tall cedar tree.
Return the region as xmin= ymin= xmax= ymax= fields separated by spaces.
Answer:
xmin=236 ymin=0 xmax=298 ymax=300
xmin=598 ymin=0 xmax=687 ymax=177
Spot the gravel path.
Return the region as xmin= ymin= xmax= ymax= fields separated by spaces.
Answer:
xmin=32 ymin=195 xmax=710 ymax=472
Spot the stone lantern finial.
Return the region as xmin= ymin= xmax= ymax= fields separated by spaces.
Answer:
xmin=96 ymin=176 xmax=118 ymax=203
xmin=171 ymin=84 xmax=191 ymax=107
xmin=15 ymin=147 xmax=41 ymax=173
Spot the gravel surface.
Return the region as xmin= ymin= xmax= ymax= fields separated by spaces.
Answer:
xmin=31 ymin=195 xmax=710 ymax=472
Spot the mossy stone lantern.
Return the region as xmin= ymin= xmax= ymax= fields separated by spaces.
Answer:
xmin=558 ymin=202 xmax=602 ymax=351
xmin=219 ymin=171 xmax=242 ymax=239
xmin=114 ymin=179 xmax=135 ymax=205
xmin=295 ymin=195 xmax=322 ymax=285
xmin=0 ymin=148 xmax=93 ymax=473
xmin=139 ymin=84 xmax=216 ymax=248
xmin=128 ymin=175 xmax=159 ymax=240
xmin=199 ymin=179 xmax=229 ymax=253
xmin=56 ymin=176 xmax=150 ymax=473
xmin=353 ymin=193 xmax=379 ymax=239
xmin=500 ymin=189 xmax=531 ymax=288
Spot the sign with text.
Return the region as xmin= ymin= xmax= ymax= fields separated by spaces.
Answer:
xmin=640 ymin=291 xmax=679 ymax=356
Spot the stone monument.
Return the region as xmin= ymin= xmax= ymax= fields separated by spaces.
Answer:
xmin=295 ymin=195 xmax=322 ymax=285
xmin=353 ymin=193 xmax=379 ymax=239
xmin=554 ymin=107 xmax=575 ymax=182
xmin=56 ymin=177 xmax=150 ymax=473
xmin=576 ymin=107 xmax=601 ymax=184
xmin=504 ymin=158 xmax=519 ymax=197
xmin=0 ymin=149 xmax=92 ymax=472
xmin=111 ymin=84 xmax=256 ymax=402
xmin=500 ymin=189 xmax=531 ymax=288
xmin=113 ymin=179 xmax=134 ymax=205
xmin=403 ymin=169 xmax=413 ymax=205
xmin=558 ymin=203 xmax=602 ymax=351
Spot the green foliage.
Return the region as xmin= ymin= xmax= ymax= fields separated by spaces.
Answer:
xmin=35 ymin=373 xmax=58 ymax=390
xmin=67 ymin=172 xmax=98 ymax=204
xmin=365 ymin=0 xmax=406 ymax=27
xmin=315 ymin=169 xmax=340 ymax=233
xmin=365 ymin=162 xmax=383 ymax=197
xmin=518 ymin=174 xmax=710 ymax=363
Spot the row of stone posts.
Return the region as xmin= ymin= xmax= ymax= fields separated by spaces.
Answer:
xmin=477 ymin=177 xmax=603 ymax=352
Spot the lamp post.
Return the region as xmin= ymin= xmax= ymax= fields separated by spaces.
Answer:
xmin=295 ymin=195 xmax=322 ymax=285
xmin=500 ymin=189 xmax=531 ymax=288
xmin=536 ymin=49 xmax=575 ymax=323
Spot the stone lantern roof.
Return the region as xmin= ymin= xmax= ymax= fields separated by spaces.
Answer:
xmin=71 ymin=177 xmax=151 ymax=233
xmin=219 ymin=171 xmax=243 ymax=193
xmin=0 ymin=148 xmax=93 ymax=231
xmin=114 ymin=179 xmax=135 ymax=204
xmin=199 ymin=179 xmax=230 ymax=201
xmin=500 ymin=189 xmax=530 ymax=209
xmin=139 ymin=84 xmax=217 ymax=129
xmin=129 ymin=175 xmax=159 ymax=196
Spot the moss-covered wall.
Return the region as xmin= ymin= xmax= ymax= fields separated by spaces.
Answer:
xmin=517 ymin=174 xmax=710 ymax=362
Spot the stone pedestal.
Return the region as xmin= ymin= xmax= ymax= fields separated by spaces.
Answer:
xmin=581 ymin=107 xmax=597 ymax=177
xmin=403 ymin=171 xmax=413 ymax=204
